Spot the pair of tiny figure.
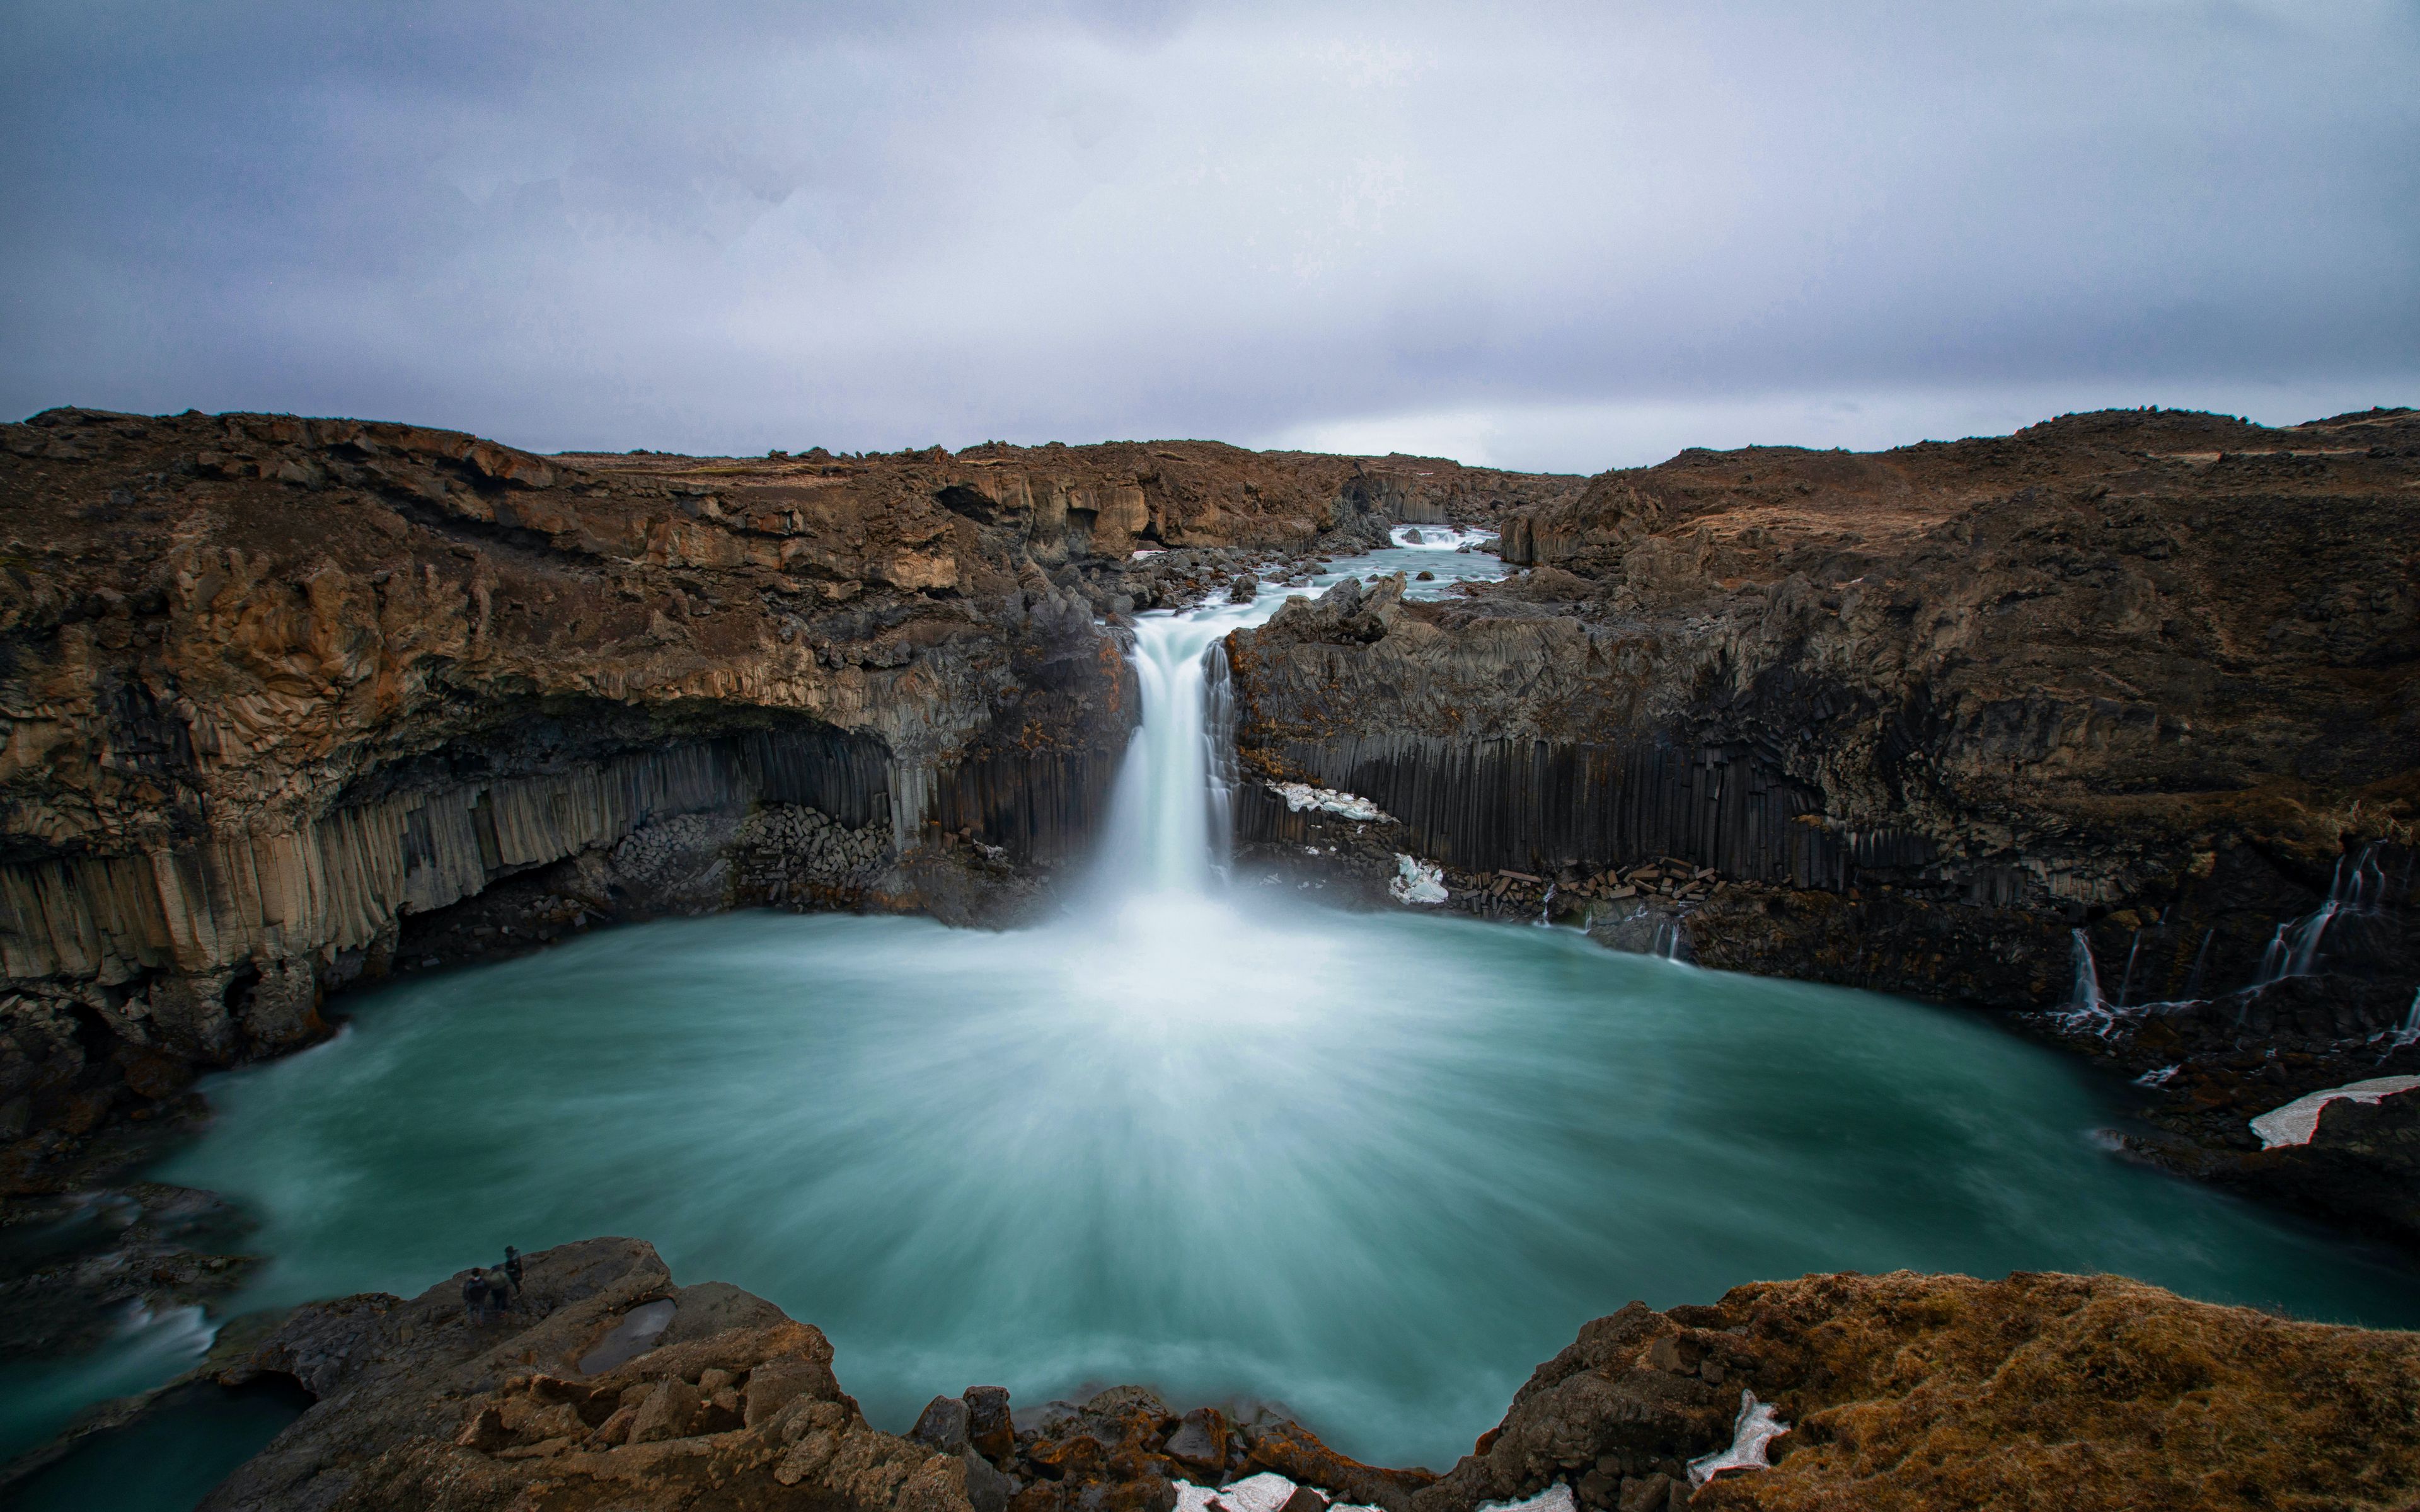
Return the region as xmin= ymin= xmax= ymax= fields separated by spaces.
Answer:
xmin=461 ymin=1245 xmax=526 ymax=1320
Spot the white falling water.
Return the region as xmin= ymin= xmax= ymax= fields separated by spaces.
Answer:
xmin=2069 ymin=928 xmax=2102 ymax=1011
xmin=1083 ymin=588 xmax=1308 ymax=905
xmin=2255 ymin=844 xmax=2394 ymax=988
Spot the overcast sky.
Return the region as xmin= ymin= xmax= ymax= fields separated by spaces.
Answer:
xmin=3 ymin=1 xmax=2414 ymax=472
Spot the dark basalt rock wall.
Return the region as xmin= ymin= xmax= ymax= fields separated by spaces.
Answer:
xmin=1228 ymin=407 xmax=2420 ymax=1236
xmin=1257 ymin=733 xmax=1861 ymax=886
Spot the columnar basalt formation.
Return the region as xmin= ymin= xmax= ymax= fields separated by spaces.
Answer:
xmin=1226 ymin=408 xmax=2420 ymax=1233
xmin=81 ymin=1241 xmax=2420 ymax=1512
xmin=0 ymin=408 xmax=1578 ymax=1187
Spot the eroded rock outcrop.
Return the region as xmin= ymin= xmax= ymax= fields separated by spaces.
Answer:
xmin=120 ymin=1246 xmax=2420 ymax=1512
xmin=1426 ymin=1268 xmax=2420 ymax=1512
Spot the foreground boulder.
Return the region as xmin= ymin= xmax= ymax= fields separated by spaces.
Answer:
xmin=188 ymin=1246 xmax=2420 ymax=1512
xmin=1427 ymin=1269 xmax=2420 ymax=1512
xmin=202 ymin=1237 xmax=969 ymax=1512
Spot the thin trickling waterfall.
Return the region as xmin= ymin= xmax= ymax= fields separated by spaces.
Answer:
xmin=2069 ymin=929 xmax=2103 ymax=1011
xmin=2255 ymin=843 xmax=2395 ymax=987
xmin=2115 ymin=930 xmax=2144 ymax=1009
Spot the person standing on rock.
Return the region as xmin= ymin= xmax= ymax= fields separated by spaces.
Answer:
xmin=462 ymin=1269 xmax=490 ymax=1322
xmin=503 ymin=1246 xmax=524 ymax=1292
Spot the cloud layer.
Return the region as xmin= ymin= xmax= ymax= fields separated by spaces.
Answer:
xmin=4 ymin=1 xmax=2414 ymax=471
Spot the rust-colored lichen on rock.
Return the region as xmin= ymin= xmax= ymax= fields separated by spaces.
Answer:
xmin=144 ymin=1247 xmax=2420 ymax=1512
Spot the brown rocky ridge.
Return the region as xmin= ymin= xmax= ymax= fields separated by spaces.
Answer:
xmin=17 ymin=1240 xmax=2413 ymax=1511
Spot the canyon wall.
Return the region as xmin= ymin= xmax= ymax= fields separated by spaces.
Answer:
xmin=1233 ymin=406 xmax=2419 ymax=1000
xmin=0 ymin=407 xmax=1578 ymax=1184
xmin=1226 ymin=408 xmax=2420 ymax=1230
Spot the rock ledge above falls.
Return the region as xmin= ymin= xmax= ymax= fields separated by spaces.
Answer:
xmin=95 ymin=1240 xmax=2420 ymax=1512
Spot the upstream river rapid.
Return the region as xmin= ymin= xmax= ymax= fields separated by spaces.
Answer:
xmin=9 ymin=530 xmax=2420 ymax=1501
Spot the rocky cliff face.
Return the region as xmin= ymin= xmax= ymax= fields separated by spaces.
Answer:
xmin=0 ymin=407 xmax=1579 ymax=1188
xmin=1226 ymin=407 xmax=2420 ymax=1232
xmin=44 ymin=1242 xmax=2416 ymax=1512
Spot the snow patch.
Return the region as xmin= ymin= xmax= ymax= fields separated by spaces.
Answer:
xmin=1271 ymin=782 xmax=1391 ymax=822
xmin=2249 ymin=1075 xmax=2420 ymax=1148
xmin=1390 ymin=854 xmax=1449 ymax=905
xmin=1687 ymin=1389 xmax=1790 ymax=1488
xmin=1175 ymin=1479 xmax=1379 ymax=1512
xmin=1477 ymin=1486 xmax=1574 ymax=1512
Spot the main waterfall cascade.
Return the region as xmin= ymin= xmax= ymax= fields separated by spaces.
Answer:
xmin=10 ymin=532 xmax=2420 ymax=1493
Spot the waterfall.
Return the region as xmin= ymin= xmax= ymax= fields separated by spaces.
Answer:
xmin=2069 ymin=929 xmax=2102 ymax=1011
xmin=1093 ymin=616 xmax=1235 ymax=896
xmin=2254 ymin=843 xmax=2395 ymax=988
xmin=2185 ymin=928 xmax=2214 ymax=998
xmin=2255 ymin=923 xmax=2290 ymax=985
xmin=1086 ymin=590 xmax=1299 ymax=902
xmin=1202 ymin=640 xmax=1240 ymax=881
xmin=2115 ymin=929 xmax=2143 ymax=1009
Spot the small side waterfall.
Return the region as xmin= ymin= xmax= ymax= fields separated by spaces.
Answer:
xmin=1202 ymin=640 xmax=1240 ymax=881
xmin=2255 ymin=843 xmax=2395 ymax=988
xmin=1650 ymin=917 xmax=1693 ymax=963
xmin=2115 ymin=930 xmax=2144 ymax=1009
xmin=2069 ymin=928 xmax=2103 ymax=1011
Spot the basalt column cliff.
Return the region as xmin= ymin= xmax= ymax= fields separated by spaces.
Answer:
xmin=0 ymin=407 xmax=1577 ymax=1187
xmin=1226 ymin=406 xmax=2420 ymax=1234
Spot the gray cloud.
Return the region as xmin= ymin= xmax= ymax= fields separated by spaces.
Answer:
xmin=3 ymin=0 xmax=2414 ymax=471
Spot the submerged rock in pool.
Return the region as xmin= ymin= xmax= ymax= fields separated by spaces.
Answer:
xmin=187 ymin=1243 xmax=2420 ymax=1512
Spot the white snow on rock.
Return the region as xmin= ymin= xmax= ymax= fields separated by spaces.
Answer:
xmin=1477 ymin=1485 xmax=1575 ymax=1512
xmin=1271 ymin=782 xmax=1392 ymax=822
xmin=1188 ymin=1474 xmax=1305 ymax=1512
xmin=1390 ymin=854 xmax=1449 ymax=905
xmin=2249 ymin=1075 xmax=2420 ymax=1148
xmin=1687 ymin=1389 xmax=1790 ymax=1488
xmin=1173 ymin=1476 xmax=1376 ymax=1512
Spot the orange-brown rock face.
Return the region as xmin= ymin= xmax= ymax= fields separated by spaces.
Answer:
xmin=149 ymin=1244 xmax=2420 ymax=1512
xmin=1419 ymin=1268 xmax=2420 ymax=1512
xmin=0 ymin=407 xmax=1581 ymax=1186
